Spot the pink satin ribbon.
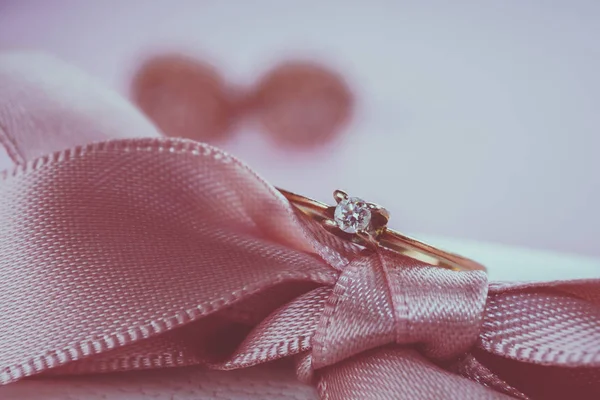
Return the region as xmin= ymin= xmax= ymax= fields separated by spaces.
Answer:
xmin=0 ymin=137 xmax=598 ymax=399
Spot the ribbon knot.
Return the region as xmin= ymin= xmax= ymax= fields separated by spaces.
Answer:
xmin=310 ymin=250 xmax=487 ymax=369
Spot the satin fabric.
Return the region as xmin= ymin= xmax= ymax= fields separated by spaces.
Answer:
xmin=0 ymin=137 xmax=598 ymax=399
xmin=0 ymin=53 xmax=599 ymax=399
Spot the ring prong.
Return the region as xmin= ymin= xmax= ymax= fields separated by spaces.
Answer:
xmin=333 ymin=189 xmax=348 ymax=203
xmin=367 ymin=203 xmax=391 ymax=220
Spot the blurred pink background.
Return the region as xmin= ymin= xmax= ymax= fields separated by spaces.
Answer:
xmin=1 ymin=0 xmax=600 ymax=256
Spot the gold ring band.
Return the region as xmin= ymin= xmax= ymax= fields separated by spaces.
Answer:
xmin=279 ymin=188 xmax=486 ymax=272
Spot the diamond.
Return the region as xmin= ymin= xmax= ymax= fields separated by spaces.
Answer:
xmin=334 ymin=197 xmax=372 ymax=234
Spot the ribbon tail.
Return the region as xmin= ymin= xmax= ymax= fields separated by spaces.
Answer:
xmin=464 ymin=348 xmax=600 ymax=400
xmin=471 ymin=280 xmax=600 ymax=399
xmin=315 ymin=346 xmax=513 ymax=400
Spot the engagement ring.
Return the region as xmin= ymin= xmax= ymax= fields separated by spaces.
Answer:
xmin=279 ymin=189 xmax=485 ymax=272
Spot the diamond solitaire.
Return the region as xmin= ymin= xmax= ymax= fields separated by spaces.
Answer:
xmin=334 ymin=197 xmax=372 ymax=233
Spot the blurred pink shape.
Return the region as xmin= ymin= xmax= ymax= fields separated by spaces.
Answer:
xmin=130 ymin=55 xmax=353 ymax=148
xmin=252 ymin=61 xmax=353 ymax=148
xmin=131 ymin=54 xmax=236 ymax=142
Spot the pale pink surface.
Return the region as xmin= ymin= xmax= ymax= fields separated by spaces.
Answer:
xmin=0 ymin=54 xmax=599 ymax=399
xmin=2 ymin=1 xmax=600 ymax=257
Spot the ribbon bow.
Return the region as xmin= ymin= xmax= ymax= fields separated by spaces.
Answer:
xmin=0 ymin=138 xmax=598 ymax=399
